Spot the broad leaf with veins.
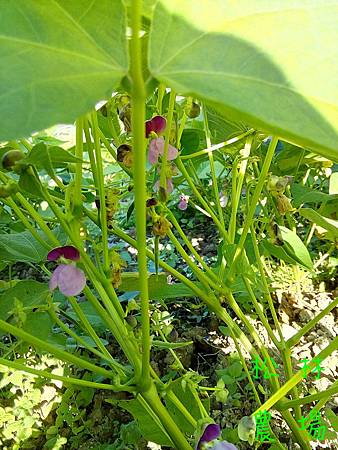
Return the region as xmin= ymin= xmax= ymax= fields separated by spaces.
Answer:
xmin=149 ymin=0 xmax=338 ymax=160
xmin=0 ymin=0 xmax=128 ymax=140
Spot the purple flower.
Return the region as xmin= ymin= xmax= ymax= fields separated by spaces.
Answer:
xmin=178 ymin=194 xmax=189 ymax=210
xmin=196 ymin=424 xmax=238 ymax=450
xmin=212 ymin=443 xmax=238 ymax=450
xmin=47 ymin=245 xmax=86 ymax=296
xmin=47 ymin=245 xmax=80 ymax=261
xmin=145 ymin=115 xmax=166 ymax=137
xmin=49 ymin=264 xmax=86 ymax=296
xmin=148 ymin=137 xmax=178 ymax=165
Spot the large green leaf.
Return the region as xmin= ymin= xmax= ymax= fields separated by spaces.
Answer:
xmin=113 ymin=398 xmax=172 ymax=446
xmin=165 ymin=378 xmax=210 ymax=434
xmin=149 ymin=1 xmax=338 ymax=160
xmin=299 ymin=208 xmax=338 ymax=239
xmin=0 ymin=281 xmax=49 ymax=321
xmin=0 ymin=0 xmax=128 ymax=140
xmin=0 ymin=231 xmax=50 ymax=262
xmin=119 ymin=272 xmax=200 ymax=299
xmin=278 ymin=226 xmax=313 ymax=270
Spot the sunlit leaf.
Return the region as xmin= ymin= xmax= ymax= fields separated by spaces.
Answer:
xmin=278 ymin=226 xmax=313 ymax=270
xmin=149 ymin=0 xmax=338 ymax=160
xmin=0 ymin=0 xmax=128 ymax=140
xmin=299 ymin=208 xmax=338 ymax=238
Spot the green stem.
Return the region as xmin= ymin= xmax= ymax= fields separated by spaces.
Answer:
xmin=167 ymin=229 xmax=216 ymax=292
xmin=83 ymin=117 xmax=100 ymax=191
xmin=91 ymin=110 xmax=110 ymax=276
xmin=141 ymin=383 xmax=193 ymax=450
xmin=177 ymin=111 xmax=187 ymax=146
xmin=225 ymin=290 xmax=280 ymax=392
xmin=227 ymin=136 xmax=278 ymax=283
xmin=280 ymin=409 xmax=311 ymax=450
xmin=255 ymin=335 xmax=338 ymax=414
xmin=165 ymin=208 xmax=219 ymax=284
xmin=48 ymin=305 xmax=115 ymax=368
xmin=176 ymin=156 xmax=229 ymax=243
xmin=202 ymin=103 xmax=224 ymax=227
xmin=281 ymin=379 xmax=338 ymax=409
xmin=72 ymin=117 xmax=84 ymax=236
xmin=156 ymin=83 xmax=165 ymax=114
xmin=130 ymin=0 xmax=150 ymax=391
xmin=0 ymin=320 xmax=116 ymax=380
xmin=111 ymin=225 xmax=259 ymax=358
xmin=160 ymin=89 xmax=176 ymax=191
xmin=282 ymin=347 xmax=302 ymax=422
xmin=3 ymin=198 xmax=51 ymax=250
xmin=286 ymin=295 xmax=338 ymax=348
xmin=250 ymin=225 xmax=284 ymax=342
xmin=229 ymin=329 xmax=261 ymax=405
xmin=228 ymin=135 xmax=252 ymax=242
xmin=13 ymin=192 xmax=59 ymax=245
xmin=66 ymin=296 xmax=125 ymax=375
xmin=0 ymin=357 xmax=135 ymax=392
xmin=242 ymin=276 xmax=280 ymax=349
xmin=180 ymin=129 xmax=255 ymax=160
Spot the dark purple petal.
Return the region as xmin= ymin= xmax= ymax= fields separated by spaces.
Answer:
xmin=212 ymin=442 xmax=238 ymax=450
xmin=47 ymin=245 xmax=80 ymax=261
xmin=196 ymin=424 xmax=221 ymax=450
xmin=145 ymin=115 xmax=166 ymax=137
xmin=151 ymin=115 xmax=166 ymax=134
xmin=145 ymin=120 xmax=153 ymax=138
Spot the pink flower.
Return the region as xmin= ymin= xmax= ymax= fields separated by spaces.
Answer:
xmin=178 ymin=194 xmax=189 ymax=210
xmin=47 ymin=245 xmax=86 ymax=296
xmin=49 ymin=264 xmax=86 ymax=296
xmin=148 ymin=137 xmax=178 ymax=165
xmin=145 ymin=115 xmax=166 ymax=137
xmin=154 ymin=178 xmax=174 ymax=194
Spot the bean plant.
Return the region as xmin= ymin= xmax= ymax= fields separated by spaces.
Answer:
xmin=0 ymin=1 xmax=337 ymax=449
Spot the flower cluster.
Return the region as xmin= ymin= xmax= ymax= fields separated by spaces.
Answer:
xmin=146 ymin=115 xmax=179 ymax=197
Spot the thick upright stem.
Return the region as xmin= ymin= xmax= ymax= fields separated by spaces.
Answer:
xmin=130 ymin=0 xmax=150 ymax=391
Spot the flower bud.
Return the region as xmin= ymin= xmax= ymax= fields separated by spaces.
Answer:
xmin=152 ymin=215 xmax=171 ymax=238
xmin=276 ymin=194 xmax=294 ymax=215
xmin=0 ymin=185 xmax=11 ymax=198
xmin=146 ymin=197 xmax=158 ymax=207
xmin=1 ymin=149 xmax=25 ymax=171
xmin=119 ymin=104 xmax=132 ymax=133
xmin=125 ymin=315 xmax=138 ymax=328
xmin=117 ymin=144 xmax=133 ymax=168
xmin=187 ymin=101 xmax=200 ymax=118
